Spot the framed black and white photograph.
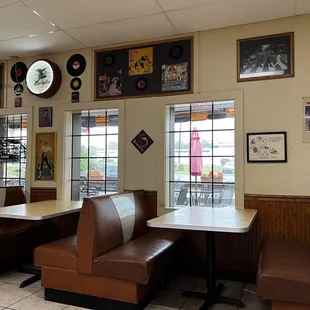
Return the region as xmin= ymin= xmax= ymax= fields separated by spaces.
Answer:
xmin=302 ymin=97 xmax=310 ymax=143
xmin=247 ymin=132 xmax=287 ymax=163
xmin=237 ymin=32 xmax=294 ymax=82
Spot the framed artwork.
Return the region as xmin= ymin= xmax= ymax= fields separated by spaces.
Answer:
xmin=38 ymin=107 xmax=52 ymax=127
xmin=94 ymin=37 xmax=193 ymax=100
xmin=237 ymin=32 xmax=294 ymax=82
xmin=35 ymin=132 xmax=56 ymax=181
xmin=247 ymin=132 xmax=287 ymax=163
xmin=302 ymin=97 xmax=310 ymax=143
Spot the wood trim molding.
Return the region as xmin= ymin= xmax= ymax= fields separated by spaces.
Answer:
xmin=30 ymin=187 xmax=57 ymax=202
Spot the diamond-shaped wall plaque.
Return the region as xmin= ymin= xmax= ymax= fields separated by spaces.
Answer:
xmin=131 ymin=130 xmax=154 ymax=154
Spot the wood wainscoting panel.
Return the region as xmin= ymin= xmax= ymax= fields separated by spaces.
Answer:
xmin=30 ymin=187 xmax=57 ymax=202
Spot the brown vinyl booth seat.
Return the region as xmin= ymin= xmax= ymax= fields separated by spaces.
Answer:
xmin=0 ymin=186 xmax=44 ymax=271
xmin=257 ymin=239 xmax=310 ymax=310
xmin=34 ymin=190 xmax=183 ymax=305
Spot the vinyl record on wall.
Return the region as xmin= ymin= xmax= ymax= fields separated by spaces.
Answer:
xmin=103 ymin=54 xmax=115 ymax=67
xmin=66 ymin=54 xmax=86 ymax=76
xmin=70 ymin=77 xmax=82 ymax=91
xmin=135 ymin=77 xmax=148 ymax=91
xmin=169 ymin=44 xmax=183 ymax=60
xmin=14 ymin=83 xmax=24 ymax=96
xmin=10 ymin=62 xmax=27 ymax=83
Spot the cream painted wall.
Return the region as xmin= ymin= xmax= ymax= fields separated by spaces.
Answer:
xmin=199 ymin=15 xmax=310 ymax=195
xmin=3 ymin=15 xmax=310 ymax=202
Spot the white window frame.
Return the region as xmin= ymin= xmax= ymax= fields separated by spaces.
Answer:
xmin=157 ymin=91 xmax=244 ymax=215
xmin=58 ymin=100 xmax=125 ymax=201
xmin=0 ymin=107 xmax=32 ymax=202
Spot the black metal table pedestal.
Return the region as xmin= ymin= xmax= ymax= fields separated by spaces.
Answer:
xmin=182 ymin=231 xmax=244 ymax=310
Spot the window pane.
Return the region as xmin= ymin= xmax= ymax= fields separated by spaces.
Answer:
xmin=71 ymin=109 xmax=119 ymax=200
xmin=213 ymin=101 xmax=235 ymax=130
xmin=89 ymin=135 xmax=105 ymax=158
xmin=213 ymin=131 xmax=234 ymax=156
xmin=167 ymin=102 xmax=235 ymax=208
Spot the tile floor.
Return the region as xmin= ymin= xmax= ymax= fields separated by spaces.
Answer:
xmin=0 ymin=271 xmax=270 ymax=310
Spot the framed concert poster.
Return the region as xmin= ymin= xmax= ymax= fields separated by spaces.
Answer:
xmin=35 ymin=132 xmax=56 ymax=181
xmin=237 ymin=32 xmax=294 ymax=82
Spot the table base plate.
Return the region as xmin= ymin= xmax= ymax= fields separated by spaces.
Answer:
xmin=183 ymin=283 xmax=244 ymax=309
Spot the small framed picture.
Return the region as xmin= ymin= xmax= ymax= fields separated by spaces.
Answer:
xmin=39 ymin=107 xmax=52 ymax=127
xmin=302 ymin=97 xmax=310 ymax=143
xmin=237 ymin=32 xmax=294 ymax=82
xmin=247 ymin=132 xmax=287 ymax=163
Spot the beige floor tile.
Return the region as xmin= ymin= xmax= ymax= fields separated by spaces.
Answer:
xmin=194 ymin=280 xmax=243 ymax=299
xmin=170 ymin=275 xmax=201 ymax=291
xmin=0 ymin=271 xmax=21 ymax=282
xmin=210 ymin=304 xmax=238 ymax=310
xmin=9 ymin=289 xmax=66 ymax=310
xmin=150 ymin=288 xmax=187 ymax=310
xmin=0 ymin=283 xmax=40 ymax=307
xmin=181 ymin=297 xmax=204 ymax=310
xmin=243 ymin=282 xmax=257 ymax=294
xmin=242 ymin=290 xmax=270 ymax=310
xmin=8 ymin=273 xmax=42 ymax=288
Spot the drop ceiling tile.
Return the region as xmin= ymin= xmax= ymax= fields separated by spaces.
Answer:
xmin=156 ymin=0 xmax=230 ymax=11
xmin=0 ymin=31 xmax=84 ymax=57
xmin=0 ymin=0 xmax=19 ymax=7
xmin=66 ymin=13 xmax=176 ymax=47
xmin=295 ymin=0 xmax=310 ymax=15
xmin=0 ymin=2 xmax=55 ymax=41
xmin=167 ymin=0 xmax=295 ymax=33
xmin=23 ymin=0 xmax=162 ymax=29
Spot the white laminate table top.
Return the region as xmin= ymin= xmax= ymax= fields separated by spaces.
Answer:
xmin=147 ymin=207 xmax=257 ymax=233
xmin=0 ymin=200 xmax=83 ymax=220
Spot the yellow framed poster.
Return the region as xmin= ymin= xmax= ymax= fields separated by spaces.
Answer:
xmin=35 ymin=132 xmax=56 ymax=181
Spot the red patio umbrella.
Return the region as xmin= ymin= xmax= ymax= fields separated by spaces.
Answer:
xmin=191 ymin=127 xmax=203 ymax=204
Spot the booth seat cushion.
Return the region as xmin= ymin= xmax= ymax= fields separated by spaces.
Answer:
xmin=35 ymin=235 xmax=78 ymax=271
xmin=257 ymin=239 xmax=310 ymax=305
xmin=93 ymin=231 xmax=182 ymax=285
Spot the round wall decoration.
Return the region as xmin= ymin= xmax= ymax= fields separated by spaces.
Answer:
xmin=135 ymin=77 xmax=148 ymax=91
xmin=10 ymin=62 xmax=27 ymax=83
xmin=169 ymin=44 xmax=183 ymax=60
xmin=70 ymin=77 xmax=82 ymax=91
xmin=66 ymin=54 xmax=86 ymax=76
xmin=26 ymin=59 xmax=62 ymax=99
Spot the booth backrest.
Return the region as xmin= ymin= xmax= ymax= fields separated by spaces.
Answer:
xmin=77 ymin=190 xmax=149 ymax=275
xmin=0 ymin=186 xmax=26 ymax=207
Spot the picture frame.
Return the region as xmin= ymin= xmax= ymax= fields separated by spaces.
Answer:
xmin=35 ymin=132 xmax=57 ymax=181
xmin=247 ymin=131 xmax=287 ymax=163
xmin=237 ymin=32 xmax=294 ymax=82
xmin=302 ymin=97 xmax=310 ymax=143
xmin=38 ymin=107 xmax=52 ymax=127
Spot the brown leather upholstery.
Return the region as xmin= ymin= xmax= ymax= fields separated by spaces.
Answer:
xmin=35 ymin=235 xmax=77 ymax=271
xmin=0 ymin=186 xmax=44 ymax=271
xmin=257 ymin=239 xmax=310 ymax=306
xmin=35 ymin=190 xmax=183 ymax=303
xmin=93 ymin=231 xmax=182 ymax=284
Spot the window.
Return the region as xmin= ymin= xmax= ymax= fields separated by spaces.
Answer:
xmin=0 ymin=114 xmax=27 ymax=187
xmin=71 ymin=109 xmax=118 ymax=201
xmin=166 ymin=101 xmax=235 ymax=207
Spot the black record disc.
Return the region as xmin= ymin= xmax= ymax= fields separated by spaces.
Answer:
xmin=14 ymin=83 xmax=24 ymax=96
xmin=70 ymin=77 xmax=82 ymax=91
xmin=104 ymin=54 xmax=115 ymax=67
xmin=10 ymin=62 xmax=27 ymax=83
xmin=66 ymin=54 xmax=86 ymax=76
xmin=169 ymin=44 xmax=183 ymax=60
xmin=136 ymin=77 xmax=148 ymax=91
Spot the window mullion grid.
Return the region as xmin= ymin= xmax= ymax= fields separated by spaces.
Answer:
xmin=87 ymin=111 xmax=90 ymax=197
xmin=104 ymin=110 xmax=107 ymax=194
xmin=18 ymin=115 xmax=22 ymax=185
xmin=189 ymin=104 xmax=192 ymax=207
xmin=211 ymin=102 xmax=214 ymax=206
